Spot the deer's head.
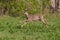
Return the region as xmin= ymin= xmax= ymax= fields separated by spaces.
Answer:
xmin=24 ymin=9 xmax=29 ymax=16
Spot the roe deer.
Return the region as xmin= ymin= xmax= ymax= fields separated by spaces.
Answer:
xmin=24 ymin=9 xmax=48 ymax=28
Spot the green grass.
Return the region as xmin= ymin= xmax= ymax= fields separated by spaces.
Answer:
xmin=0 ymin=14 xmax=60 ymax=40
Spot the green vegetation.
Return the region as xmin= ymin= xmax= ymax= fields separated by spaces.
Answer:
xmin=0 ymin=0 xmax=50 ymax=16
xmin=0 ymin=14 xmax=60 ymax=40
xmin=0 ymin=0 xmax=60 ymax=40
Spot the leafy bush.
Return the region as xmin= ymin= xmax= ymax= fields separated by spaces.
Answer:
xmin=0 ymin=0 xmax=51 ymax=17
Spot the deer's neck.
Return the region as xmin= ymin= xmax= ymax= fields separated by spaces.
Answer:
xmin=25 ymin=12 xmax=29 ymax=19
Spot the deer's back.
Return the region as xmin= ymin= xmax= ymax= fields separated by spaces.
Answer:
xmin=27 ymin=14 xmax=42 ymax=21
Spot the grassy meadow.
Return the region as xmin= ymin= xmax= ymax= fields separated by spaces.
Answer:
xmin=0 ymin=0 xmax=60 ymax=40
xmin=0 ymin=14 xmax=60 ymax=40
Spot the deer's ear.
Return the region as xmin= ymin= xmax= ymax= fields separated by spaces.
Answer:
xmin=25 ymin=9 xmax=28 ymax=11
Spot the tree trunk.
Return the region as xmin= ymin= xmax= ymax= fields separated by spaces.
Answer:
xmin=55 ymin=0 xmax=59 ymax=11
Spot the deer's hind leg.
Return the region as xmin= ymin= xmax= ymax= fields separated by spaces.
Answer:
xmin=39 ymin=17 xmax=48 ymax=28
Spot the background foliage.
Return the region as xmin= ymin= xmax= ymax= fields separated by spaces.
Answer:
xmin=0 ymin=0 xmax=51 ymax=17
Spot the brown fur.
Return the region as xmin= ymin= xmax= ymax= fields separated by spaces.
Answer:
xmin=24 ymin=11 xmax=48 ymax=28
